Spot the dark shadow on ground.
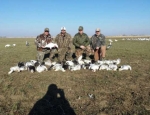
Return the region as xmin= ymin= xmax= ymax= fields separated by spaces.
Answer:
xmin=43 ymin=53 xmax=50 ymax=60
xmin=72 ymin=53 xmax=76 ymax=59
xmin=29 ymin=84 xmax=76 ymax=115
xmin=72 ymin=52 xmax=94 ymax=60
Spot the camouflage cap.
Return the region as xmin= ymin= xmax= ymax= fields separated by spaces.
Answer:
xmin=44 ymin=28 xmax=49 ymax=32
xmin=78 ymin=26 xmax=83 ymax=31
xmin=95 ymin=28 xmax=100 ymax=32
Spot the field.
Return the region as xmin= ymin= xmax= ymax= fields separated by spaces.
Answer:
xmin=0 ymin=38 xmax=150 ymax=115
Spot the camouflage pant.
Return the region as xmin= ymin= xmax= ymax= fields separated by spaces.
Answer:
xmin=37 ymin=50 xmax=51 ymax=63
xmin=75 ymin=45 xmax=92 ymax=59
xmin=49 ymin=49 xmax=57 ymax=61
xmin=94 ymin=45 xmax=106 ymax=61
xmin=56 ymin=48 xmax=72 ymax=62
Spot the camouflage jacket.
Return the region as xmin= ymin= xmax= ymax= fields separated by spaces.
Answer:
xmin=90 ymin=34 xmax=105 ymax=49
xmin=55 ymin=32 xmax=72 ymax=48
xmin=35 ymin=33 xmax=53 ymax=51
xmin=73 ymin=33 xmax=90 ymax=49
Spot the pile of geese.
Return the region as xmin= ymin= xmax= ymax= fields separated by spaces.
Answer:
xmin=8 ymin=56 xmax=132 ymax=74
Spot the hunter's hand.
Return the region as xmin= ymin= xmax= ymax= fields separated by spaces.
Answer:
xmin=80 ymin=46 xmax=85 ymax=49
xmin=41 ymin=46 xmax=45 ymax=48
xmin=96 ymin=47 xmax=99 ymax=49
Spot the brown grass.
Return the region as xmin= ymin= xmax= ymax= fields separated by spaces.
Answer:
xmin=0 ymin=38 xmax=150 ymax=115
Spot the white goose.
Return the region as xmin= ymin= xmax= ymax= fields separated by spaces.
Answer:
xmin=118 ymin=65 xmax=132 ymax=71
xmin=44 ymin=43 xmax=58 ymax=49
xmin=89 ymin=64 xmax=100 ymax=72
xmin=36 ymin=65 xmax=48 ymax=73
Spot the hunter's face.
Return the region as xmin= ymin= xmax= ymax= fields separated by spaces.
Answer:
xmin=95 ymin=31 xmax=100 ymax=35
xmin=44 ymin=31 xmax=49 ymax=36
xmin=61 ymin=30 xmax=66 ymax=34
xmin=79 ymin=30 xmax=83 ymax=34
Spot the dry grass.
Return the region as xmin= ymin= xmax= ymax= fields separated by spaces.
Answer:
xmin=0 ymin=38 xmax=150 ymax=115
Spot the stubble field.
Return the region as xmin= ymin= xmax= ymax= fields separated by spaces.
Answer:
xmin=0 ymin=38 xmax=150 ymax=115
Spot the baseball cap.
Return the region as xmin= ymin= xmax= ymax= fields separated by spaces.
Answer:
xmin=95 ymin=28 xmax=100 ymax=32
xmin=78 ymin=26 xmax=83 ymax=31
xmin=44 ymin=28 xmax=49 ymax=32
xmin=61 ymin=27 xmax=66 ymax=31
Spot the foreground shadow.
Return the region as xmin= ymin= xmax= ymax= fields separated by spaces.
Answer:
xmin=29 ymin=84 xmax=76 ymax=115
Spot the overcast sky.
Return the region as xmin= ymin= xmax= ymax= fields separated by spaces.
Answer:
xmin=0 ymin=0 xmax=150 ymax=37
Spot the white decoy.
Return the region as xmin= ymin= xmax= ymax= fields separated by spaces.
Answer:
xmin=12 ymin=44 xmax=16 ymax=46
xmin=109 ymin=39 xmax=113 ymax=42
xmin=106 ymin=42 xmax=112 ymax=50
xmin=26 ymin=41 xmax=29 ymax=46
xmin=5 ymin=44 xmax=11 ymax=47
